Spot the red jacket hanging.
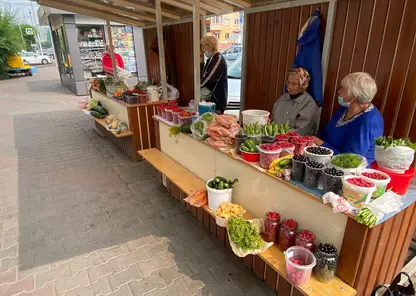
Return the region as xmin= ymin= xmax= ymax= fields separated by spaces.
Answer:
xmin=102 ymin=52 xmax=125 ymax=74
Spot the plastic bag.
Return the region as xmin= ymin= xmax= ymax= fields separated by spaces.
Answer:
xmin=328 ymin=155 xmax=368 ymax=175
xmin=365 ymin=190 xmax=402 ymax=220
xmin=375 ymin=145 xmax=415 ymax=173
xmin=322 ymin=192 xmax=358 ymax=214
xmin=115 ymin=121 xmax=128 ymax=134
xmin=183 ymin=190 xmax=207 ymax=207
xmin=190 ymin=119 xmax=208 ymax=141
xmin=227 ymin=218 xmax=274 ymax=257
xmin=167 ymin=84 xmax=179 ymax=100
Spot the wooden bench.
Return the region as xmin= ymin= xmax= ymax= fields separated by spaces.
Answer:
xmin=138 ymin=148 xmax=356 ymax=296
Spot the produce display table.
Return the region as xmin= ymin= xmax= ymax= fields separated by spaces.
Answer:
xmin=90 ymin=90 xmax=163 ymax=161
xmin=151 ymin=116 xmax=416 ymax=296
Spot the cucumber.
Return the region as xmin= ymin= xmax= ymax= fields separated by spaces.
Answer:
xmin=91 ymin=105 xmax=106 ymax=115
xmin=180 ymin=123 xmax=192 ymax=134
xmin=90 ymin=111 xmax=104 ymax=118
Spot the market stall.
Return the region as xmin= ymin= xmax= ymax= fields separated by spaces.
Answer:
xmin=84 ymin=89 xmax=163 ymax=161
xmin=144 ymin=112 xmax=416 ymax=296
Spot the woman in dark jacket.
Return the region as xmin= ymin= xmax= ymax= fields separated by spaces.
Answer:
xmin=200 ymin=36 xmax=228 ymax=113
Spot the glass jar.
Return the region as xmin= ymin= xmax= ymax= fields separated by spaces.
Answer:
xmin=314 ymin=243 xmax=338 ymax=283
xmin=263 ymin=212 xmax=280 ymax=243
xmin=295 ymin=229 xmax=316 ymax=252
xmin=278 ymin=219 xmax=298 ymax=251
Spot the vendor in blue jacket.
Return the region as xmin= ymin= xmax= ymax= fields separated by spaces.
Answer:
xmin=314 ymin=72 xmax=384 ymax=165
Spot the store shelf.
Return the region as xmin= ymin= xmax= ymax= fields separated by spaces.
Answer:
xmin=79 ymin=47 xmax=105 ymax=50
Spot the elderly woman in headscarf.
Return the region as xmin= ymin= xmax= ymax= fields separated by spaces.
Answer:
xmin=272 ymin=68 xmax=318 ymax=135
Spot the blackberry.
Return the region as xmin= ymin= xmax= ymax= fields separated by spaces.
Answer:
xmin=306 ymin=146 xmax=332 ymax=155
xmin=319 ymin=243 xmax=337 ymax=255
xmin=324 ymin=167 xmax=344 ymax=177
xmin=305 ymin=160 xmax=324 ymax=169
xmin=293 ymin=155 xmax=308 ymax=162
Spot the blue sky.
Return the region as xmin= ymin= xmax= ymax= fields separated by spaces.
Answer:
xmin=0 ymin=0 xmax=40 ymax=25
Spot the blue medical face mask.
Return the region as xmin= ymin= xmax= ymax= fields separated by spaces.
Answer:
xmin=338 ymin=96 xmax=350 ymax=107
xmin=204 ymin=51 xmax=212 ymax=58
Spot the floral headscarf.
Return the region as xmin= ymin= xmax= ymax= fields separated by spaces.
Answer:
xmin=288 ymin=68 xmax=311 ymax=93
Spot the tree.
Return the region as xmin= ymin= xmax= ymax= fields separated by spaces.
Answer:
xmin=0 ymin=8 xmax=25 ymax=78
xmin=20 ymin=24 xmax=37 ymax=51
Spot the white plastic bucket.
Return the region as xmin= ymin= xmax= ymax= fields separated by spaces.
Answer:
xmin=147 ymin=85 xmax=160 ymax=102
xmin=359 ymin=169 xmax=391 ymax=199
xmin=342 ymin=176 xmax=376 ymax=208
xmin=304 ymin=147 xmax=334 ymax=166
xmin=241 ymin=109 xmax=270 ymax=126
xmin=206 ymin=179 xmax=232 ymax=211
xmin=285 ymin=246 xmax=316 ymax=286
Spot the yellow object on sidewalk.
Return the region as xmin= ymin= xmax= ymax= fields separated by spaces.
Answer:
xmin=7 ymin=55 xmax=30 ymax=69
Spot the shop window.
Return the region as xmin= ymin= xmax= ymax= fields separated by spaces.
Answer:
xmin=55 ymin=26 xmax=73 ymax=78
xmin=77 ymin=25 xmax=106 ymax=78
xmin=111 ymin=26 xmax=137 ymax=75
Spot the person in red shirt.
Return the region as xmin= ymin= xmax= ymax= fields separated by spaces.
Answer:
xmin=102 ymin=44 xmax=124 ymax=74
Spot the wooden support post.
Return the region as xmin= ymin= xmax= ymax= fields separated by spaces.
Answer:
xmin=193 ymin=0 xmax=201 ymax=104
xmin=106 ymin=20 xmax=118 ymax=79
xmin=155 ymin=0 xmax=168 ymax=102
xmin=201 ymin=14 xmax=207 ymax=37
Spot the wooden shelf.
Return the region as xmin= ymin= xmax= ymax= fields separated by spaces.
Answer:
xmin=93 ymin=117 xmax=133 ymax=138
xmin=91 ymin=90 xmax=164 ymax=108
xmin=138 ymin=148 xmax=356 ymax=296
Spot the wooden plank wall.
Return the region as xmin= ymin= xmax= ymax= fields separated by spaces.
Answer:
xmin=143 ymin=23 xmax=195 ymax=107
xmin=244 ymin=3 xmax=329 ymax=112
xmin=244 ymin=0 xmax=416 ymax=141
xmin=322 ymin=0 xmax=416 ymax=140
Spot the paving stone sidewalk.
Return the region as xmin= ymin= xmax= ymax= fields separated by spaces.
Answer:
xmin=0 ymin=68 xmax=274 ymax=295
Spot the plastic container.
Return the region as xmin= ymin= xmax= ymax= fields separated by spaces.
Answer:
xmin=156 ymin=105 xmax=164 ymax=117
xmin=304 ymin=147 xmax=334 ymax=166
xmin=261 ymin=136 xmax=276 ymax=144
xmin=295 ymin=229 xmax=316 ymax=253
xmin=279 ymin=142 xmax=295 ymax=157
xmin=179 ymin=115 xmax=193 ymax=125
xmin=342 ymin=176 xmax=376 ymax=209
xmin=172 ymin=110 xmax=182 ymax=125
xmin=206 ymin=179 xmax=232 ymax=211
xmin=263 ymin=212 xmax=281 ymax=243
xmin=241 ymin=109 xmax=270 ymax=126
xmin=360 ymin=169 xmax=391 ymax=199
xmin=138 ymin=93 xmax=147 ymax=104
xmin=278 ymin=219 xmax=298 ymax=251
xmin=198 ymin=102 xmax=216 ymax=115
xmin=240 ymin=149 xmax=260 ymax=162
xmin=371 ymin=162 xmax=415 ymax=195
xmin=323 ymin=170 xmax=344 ymax=195
xmin=161 ymin=107 xmax=167 ymax=119
xmin=304 ymin=163 xmax=323 ymax=189
xmin=285 ymin=246 xmax=317 ymax=286
xmin=258 ymin=146 xmax=282 ymax=169
xmin=247 ymin=134 xmax=262 ymax=145
xmin=300 ymin=136 xmax=314 ymax=147
xmin=215 ymin=215 xmax=228 ymax=227
xmin=287 ymin=132 xmax=300 ymax=143
xmin=168 ymin=98 xmax=178 ymax=106
xmin=165 ymin=109 xmax=174 ymax=122
xmin=292 ymin=138 xmax=308 ymax=155
xmin=314 ymin=243 xmax=338 ymax=283
xmin=235 ymin=135 xmax=248 ymax=155
xmin=292 ymin=158 xmax=307 ymax=182
xmin=275 ymin=134 xmax=289 ymax=144
xmin=329 ymin=154 xmax=368 ymax=176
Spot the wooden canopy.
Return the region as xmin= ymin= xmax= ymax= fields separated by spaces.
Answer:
xmin=38 ymin=0 xmax=253 ymax=27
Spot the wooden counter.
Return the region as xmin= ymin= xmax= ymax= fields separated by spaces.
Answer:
xmin=91 ymin=90 xmax=162 ymax=161
xmin=152 ymin=116 xmax=416 ymax=296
